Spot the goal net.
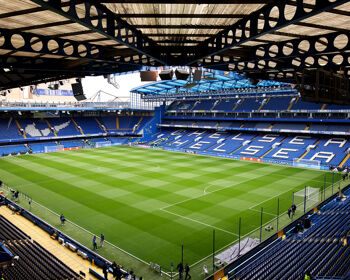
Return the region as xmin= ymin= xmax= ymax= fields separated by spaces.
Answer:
xmin=294 ymin=186 xmax=319 ymax=208
xmin=44 ymin=145 xmax=63 ymax=153
xmin=95 ymin=142 xmax=111 ymax=148
xmin=293 ymin=158 xmax=321 ymax=170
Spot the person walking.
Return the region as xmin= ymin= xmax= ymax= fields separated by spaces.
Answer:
xmin=93 ymin=235 xmax=97 ymax=250
xmin=100 ymin=233 xmax=105 ymax=248
xmin=185 ymin=263 xmax=191 ymax=280
xmin=292 ymin=203 xmax=297 ymax=215
xmin=60 ymin=214 xmax=65 ymax=225
xmin=287 ymin=208 xmax=292 ymax=218
xmin=177 ymin=262 xmax=183 ymax=280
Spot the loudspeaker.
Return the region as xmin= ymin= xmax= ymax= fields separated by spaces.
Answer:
xmin=71 ymin=82 xmax=86 ymax=101
xmin=175 ymin=69 xmax=190 ymax=80
xmin=140 ymin=71 xmax=157 ymax=81
xmin=159 ymin=69 xmax=173 ymax=80
xmin=193 ymin=70 xmax=202 ymax=82
xmin=296 ymin=69 xmax=350 ymax=105
xmin=249 ymin=78 xmax=259 ymax=86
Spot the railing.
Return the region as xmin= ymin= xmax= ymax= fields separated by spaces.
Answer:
xmin=139 ymin=87 xmax=296 ymax=101
xmin=0 ymin=101 xmax=132 ymax=110
xmin=205 ymin=178 xmax=350 ymax=280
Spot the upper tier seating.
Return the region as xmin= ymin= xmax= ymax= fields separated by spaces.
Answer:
xmin=261 ymin=97 xmax=292 ymax=111
xmin=98 ymin=116 xmax=150 ymax=133
xmin=235 ymin=98 xmax=261 ymax=112
xmin=193 ymin=99 xmax=216 ymax=111
xmin=213 ymin=99 xmax=235 ymax=111
xmin=0 ymin=119 xmax=23 ymax=141
xmin=45 ymin=118 xmax=78 ymax=137
xmin=20 ymin=119 xmax=53 ymax=138
xmin=291 ymin=99 xmax=323 ymax=110
xmin=74 ymin=117 xmax=104 ymax=135
xmin=167 ymin=96 xmax=350 ymax=112
xmin=0 ymin=116 xmax=150 ymax=141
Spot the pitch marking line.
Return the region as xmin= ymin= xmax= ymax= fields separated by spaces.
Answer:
xmin=161 ymin=171 xmax=291 ymax=211
xmin=160 ymin=208 xmax=238 ymax=237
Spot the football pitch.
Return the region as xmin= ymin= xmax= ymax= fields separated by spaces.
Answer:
xmin=0 ymin=146 xmax=331 ymax=270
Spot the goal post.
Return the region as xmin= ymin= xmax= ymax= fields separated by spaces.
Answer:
xmin=294 ymin=186 xmax=320 ymax=209
xmin=44 ymin=145 xmax=63 ymax=153
xmin=293 ymin=158 xmax=321 ymax=169
xmin=95 ymin=141 xmax=111 ymax=148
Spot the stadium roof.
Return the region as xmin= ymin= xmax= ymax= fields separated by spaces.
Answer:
xmin=131 ymin=69 xmax=288 ymax=95
xmin=0 ymin=0 xmax=350 ymax=90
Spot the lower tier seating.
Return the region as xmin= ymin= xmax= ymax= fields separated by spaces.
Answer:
xmin=147 ymin=128 xmax=350 ymax=168
xmin=229 ymin=189 xmax=350 ymax=280
xmin=0 ymin=214 xmax=81 ymax=280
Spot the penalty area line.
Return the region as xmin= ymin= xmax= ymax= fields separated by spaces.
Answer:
xmin=160 ymin=208 xmax=238 ymax=237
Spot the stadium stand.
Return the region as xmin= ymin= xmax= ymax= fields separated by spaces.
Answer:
xmin=0 ymin=214 xmax=81 ymax=280
xmin=3 ymin=1 xmax=350 ymax=279
xmin=225 ymin=187 xmax=350 ymax=280
xmin=147 ymin=129 xmax=350 ymax=168
xmin=167 ymin=95 xmax=350 ymax=113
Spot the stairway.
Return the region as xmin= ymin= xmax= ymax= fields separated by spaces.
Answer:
xmin=14 ymin=120 xmax=27 ymax=139
xmin=132 ymin=117 xmax=143 ymax=133
xmin=45 ymin=119 xmax=58 ymax=137
xmin=95 ymin=118 xmax=107 ymax=133
xmin=232 ymin=99 xmax=243 ymax=111
xmin=339 ymin=154 xmax=350 ymax=168
xmin=287 ymin=97 xmax=299 ymax=111
xmin=72 ymin=118 xmax=84 ymax=135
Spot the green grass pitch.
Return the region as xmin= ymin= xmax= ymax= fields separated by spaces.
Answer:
xmin=0 ymin=146 xmax=330 ymax=269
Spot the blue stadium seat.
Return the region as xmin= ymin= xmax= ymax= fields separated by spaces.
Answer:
xmin=230 ymin=189 xmax=350 ymax=280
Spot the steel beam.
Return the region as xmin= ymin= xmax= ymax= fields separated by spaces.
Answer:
xmin=0 ymin=55 xmax=141 ymax=76
xmin=208 ymin=52 xmax=350 ymax=75
xmin=186 ymin=0 xmax=350 ymax=65
xmin=97 ymin=0 xmax=275 ymax=3
xmin=198 ymin=31 xmax=350 ymax=67
xmin=29 ymin=0 xmax=165 ymax=64
xmin=117 ymin=13 xmax=245 ymax=18
xmin=0 ymin=27 xmax=148 ymax=65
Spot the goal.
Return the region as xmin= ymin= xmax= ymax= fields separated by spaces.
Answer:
xmin=294 ymin=186 xmax=320 ymax=207
xmin=293 ymin=158 xmax=321 ymax=170
xmin=44 ymin=145 xmax=63 ymax=153
xmin=95 ymin=141 xmax=111 ymax=148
